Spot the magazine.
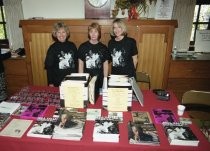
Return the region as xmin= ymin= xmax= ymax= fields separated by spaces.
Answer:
xmin=152 ymin=108 xmax=177 ymax=124
xmin=20 ymin=104 xmax=48 ymax=120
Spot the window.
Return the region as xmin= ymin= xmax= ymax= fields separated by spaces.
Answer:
xmin=0 ymin=0 xmax=8 ymax=48
xmin=190 ymin=0 xmax=210 ymax=43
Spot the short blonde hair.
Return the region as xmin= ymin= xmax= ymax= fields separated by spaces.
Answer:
xmin=110 ymin=18 xmax=127 ymax=37
xmin=88 ymin=22 xmax=101 ymax=40
xmin=52 ymin=22 xmax=70 ymax=40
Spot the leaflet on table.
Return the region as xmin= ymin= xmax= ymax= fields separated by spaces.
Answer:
xmin=0 ymin=118 xmax=33 ymax=138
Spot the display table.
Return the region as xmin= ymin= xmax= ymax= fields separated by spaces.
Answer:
xmin=0 ymin=87 xmax=209 ymax=151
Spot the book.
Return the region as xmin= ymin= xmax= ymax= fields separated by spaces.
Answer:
xmin=93 ymin=117 xmax=120 ymax=143
xmin=132 ymin=111 xmax=152 ymax=124
xmin=88 ymin=76 xmax=98 ymax=104
xmin=0 ymin=101 xmax=21 ymax=114
xmin=20 ymin=104 xmax=48 ymax=120
xmin=0 ymin=118 xmax=33 ymax=138
xmin=0 ymin=112 xmax=10 ymax=129
xmin=52 ymin=108 xmax=86 ymax=141
xmin=129 ymin=77 xmax=144 ymax=106
xmin=60 ymin=73 xmax=90 ymax=108
xmin=128 ymin=121 xmax=160 ymax=145
xmin=86 ymin=108 xmax=101 ymax=121
xmin=162 ymin=122 xmax=199 ymax=146
xmin=152 ymin=108 xmax=177 ymax=124
xmin=27 ymin=117 xmax=57 ymax=138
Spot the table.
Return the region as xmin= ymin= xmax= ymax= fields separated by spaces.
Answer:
xmin=0 ymin=87 xmax=209 ymax=151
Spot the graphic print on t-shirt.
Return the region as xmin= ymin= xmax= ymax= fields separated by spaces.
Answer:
xmin=58 ymin=51 xmax=75 ymax=69
xmin=85 ymin=50 xmax=101 ymax=69
xmin=112 ymin=48 xmax=125 ymax=67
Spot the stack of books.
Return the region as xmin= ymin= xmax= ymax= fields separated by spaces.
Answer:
xmin=162 ymin=122 xmax=199 ymax=146
xmin=27 ymin=117 xmax=57 ymax=139
xmin=60 ymin=73 xmax=90 ymax=108
xmin=102 ymin=75 xmax=132 ymax=111
xmin=93 ymin=117 xmax=120 ymax=143
xmin=128 ymin=111 xmax=160 ymax=146
xmin=52 ymin=108 xmax=86 ymax=141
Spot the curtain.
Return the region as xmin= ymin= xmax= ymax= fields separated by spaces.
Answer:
xmin=172 ymin=0 xmax=196 ymax=51
xmin=3 ymin=0 xmax=24 ymax=50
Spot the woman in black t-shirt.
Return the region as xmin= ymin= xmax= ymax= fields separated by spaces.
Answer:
xmin=78 ymin=22 xmax=109 ymax=89
xmin=44 ymin=22 xmax=78 ymax=87
xmin=108 ymin=19 xmax=138 ymax=78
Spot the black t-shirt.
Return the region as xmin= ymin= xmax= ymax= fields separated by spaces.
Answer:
xmin=44 ymin=41 xmax=78 ymax=87
xmin=108 ymin=36 xmax=138 ymax=77
xmin=78 ymin=41 xmax=110 ymax=84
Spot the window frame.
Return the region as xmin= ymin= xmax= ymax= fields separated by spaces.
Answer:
xmin=0 ymin=0 xmax=8 ymax=48
xmin=191 ymin=0 xmax=210 ymax=45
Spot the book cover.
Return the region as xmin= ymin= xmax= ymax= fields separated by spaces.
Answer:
xmin=128 ymin=121 xmax=160 ymax=145
xmin=0 ymin=101 xmax=21 ymax=114
xmin=27 ymin=117 xmax=57 ymax=139
xmin=52 ymin=108 xmax=86 ymax=141
xmin=20 ymin=104 xmax=48 ymax=120
xmin=132 ymin=111 xmax=152 ymax=124
xmin=162 ymin=122 xmax=199 ymax=146
xmin=152 ymin=108 xmax=177 ymax=124
xmin=93 ymin=117 xmax=119 ymax=142
xmin=0 ymin=118 xmax=33 ymax=138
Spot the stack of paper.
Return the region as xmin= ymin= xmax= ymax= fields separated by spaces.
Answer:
xmin=102 ymin=75 xmax=132 ymax=111
xmin=60 ymin=73 xmax=90 ymax=108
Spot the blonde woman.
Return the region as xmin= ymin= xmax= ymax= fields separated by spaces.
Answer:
xmin=108 ymin=18 xmax=138 ymax=78
xmin=45 ymin=22 xmax=78 ymax=87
